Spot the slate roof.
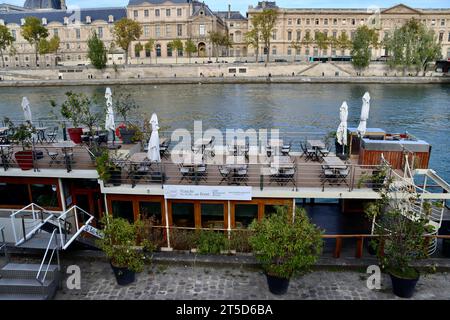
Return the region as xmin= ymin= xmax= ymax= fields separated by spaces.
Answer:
xmin=24 ymin=0 xmax=63 ymax=10
xmin=216 ymin=11 xmax=247 ymax=21
xmin=128 ymin=0 xmax=191 ymax=6
xmin=0 ymin=7 xmax=127 ymax=24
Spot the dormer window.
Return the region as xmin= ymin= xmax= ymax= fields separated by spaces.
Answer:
xmin=20 ymin=18 xmax=25 ymax=25
xmin=199 ymin=10 xmax=204 ymax=16
xmin=108 ymin=15 xmax=114 ymax=23
xmin=86 ymin=16 xmax=91 ymax=24
xmin=64 ymin=17 xmax=69 ymax=25
xmin=42 ymin=18 xmax=47 ymax=25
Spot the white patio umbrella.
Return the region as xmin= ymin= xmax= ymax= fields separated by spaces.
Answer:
xmin=147 ymin=113 xmax=161 ymax=163
xmin=357 ymin=92 xmax=371 ymax=137
xmin=336 ymin=101 xmax=348 ymax=155
xmin=22 ymin=97 xmax=32 ymax=124
xmin=104 ymin=87 xmax=116 ymax=144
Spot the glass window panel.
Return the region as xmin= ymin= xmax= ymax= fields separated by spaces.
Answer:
xmin=172 ymin=203 xmax=195 ymax=228
xmin=0 ymin=183 xmax=29 ymax=206
xmin=111 ymin=200 xmax=134 ymax=223
xmin=139 ymin=201 xmax=162 ymax=225
xmin=201 ymin=204 xmax=224 ymax=228
xmin=31 ymin=184 xmax=58 ymax=208
xmin=235 ymin=204 xmax=258 ymax=228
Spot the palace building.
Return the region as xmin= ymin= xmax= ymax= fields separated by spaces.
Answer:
xmin=0 ymin=1 xmax=449 ymax=67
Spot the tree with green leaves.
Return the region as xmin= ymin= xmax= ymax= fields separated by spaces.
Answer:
xmin=21 ymin=16 xmax=49 ymax=66
xmin=253 ymin=8 xmax=279 ymax=63
xmin=134 ymin=42 xmax=143 ymax=58
xmin=351 ymin=25 xmax=379 ymax=69
xmin=384 ymin=18 xmax=442 ymax=76
xmin=38 ymin=35 xmax=59 ymax=66
xmin=87 ymin=32 xmax=107 ymax=69
xmin=113 ymin=18 xmax=142 ymax=64
xmin=168 ymin=38 xmax=183 ymax=63
xmin=245 ymin=28 xmax=260 ymax=62
xmin=314 ymin=31 xmax=329 ymax=56
xmin=290 ymin=40 xmax=302 ymax=59
xmin=208 ymin=31 xmax=223 ymax=62
xmin=144 ymin=39 xmax=155 ymax=63
xmin=334 ymin=32 xmax=352 ymax=56
xmin=0 ymin=25 xmax=15 ymax=68
xmin=184 ymin=39 xmax=197 ymax=63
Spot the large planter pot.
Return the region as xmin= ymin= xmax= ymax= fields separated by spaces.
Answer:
xmin=67 ymin=127 xmax=83 ymax=144
xmin=108 ymin=168 xmax=122 ymax=186
xmin=390 ymin=271 xmax=420 ymax=298
xmin=119 ymin=128 xmax=136 ymax=144
xmin=15 ymin=151 xmax=33 ymax=170
xmin=110 ymin=263 xmax=135 ymax=286
xmin=442 ymin=239 xmax=450 ymax=258
xmin=265 ymin=274 xmax=290 ymax=295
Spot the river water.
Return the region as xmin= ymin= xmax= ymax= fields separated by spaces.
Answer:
xmin=0 ymin=83 xmax=448 ymax=181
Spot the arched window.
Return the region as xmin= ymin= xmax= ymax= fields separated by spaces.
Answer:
xmin=156 ymin=44 xmax=161 ymax=57
xmin=167 ymin=44 xmax=172 ymax=57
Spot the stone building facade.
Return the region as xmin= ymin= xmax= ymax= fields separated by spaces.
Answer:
xmin=0 ymin=1 xmax=449 ymax=68
xmin=247 ymin=2 xmax=450 ymax=60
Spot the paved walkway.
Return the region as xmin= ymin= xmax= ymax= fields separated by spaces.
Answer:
xmin=54 ymin=260 xmax=450 ymax=300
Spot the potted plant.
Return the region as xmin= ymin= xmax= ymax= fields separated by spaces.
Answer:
xmin=95 ymin=150 xmax=125 ymax=186
xmin=115 ymin=93 xmax=140 ymax=144
xmin=249 ymin=206 xmax=323 ymax=295
xmin=51 ymin=92 xmax=101 ymax=144
xmin=96 ymin=215 xmax=148 ymax=285
xmin=366 ymin=174 xmax=431 ymax=298
xmin=5 ymin=118 xmax=36 ymax=170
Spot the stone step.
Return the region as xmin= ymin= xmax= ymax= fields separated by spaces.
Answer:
xmin=0 ymin=293 xmax=49 ymax=300
xmin=0 ymin=263 xmax=58 ymax=280
xmin=0 ymin=278 xmax=56 ymax=295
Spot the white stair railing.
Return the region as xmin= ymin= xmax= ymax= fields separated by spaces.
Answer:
xmin=36 ymin=229 xmax=60 ymax=285
xmin=55 ymin=205 xmax=94 ymax=250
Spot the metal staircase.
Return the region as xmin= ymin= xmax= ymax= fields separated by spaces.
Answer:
xmin=372 ymin=155 xmax=446 ymax=256
xmin=0 ymin=204 xmax=102 ymax=300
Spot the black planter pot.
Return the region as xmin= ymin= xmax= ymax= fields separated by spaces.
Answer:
xmin=390 ymin=272 xmax=420 ymax=298
xmin=109 ymin=168 xmax=122 ymax=186
xmin=119 ymin=128 xmax=136 ymax=144
xmin=110 ymin=263 xmax=135 ymax=286
xmin=265 ymin=274 xmax=290 ymax=295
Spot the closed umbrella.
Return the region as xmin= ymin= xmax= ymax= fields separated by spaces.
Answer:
xmin=105 ymin=87 xmax=116 ymax=145
xmin=336 ymin=101 xmax=348 ymax=155
xmin=357 ymin=92 xmax=371 ymax=137
xmin=22 ymin=97 xmax=32 ymax=124
xmin=147 ymin=113 xmax=161 ymax=163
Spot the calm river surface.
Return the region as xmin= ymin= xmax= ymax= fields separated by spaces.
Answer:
xmin=0 ymin=83 xmax=448 ymax=181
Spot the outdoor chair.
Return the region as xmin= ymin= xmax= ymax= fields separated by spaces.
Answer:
xmin=195 ymin=164 xmax=208 ymax=182
xmin=300 ymin=143 xmax=315 ymax=161
xmin=336 ymin=167 xmax=350 ymax=186
xmin=46 ymin=126 xmax=59 ymax=143
xmin=218 ymin=166 xmax=230 ymax=185
xmin=318 ymin=144 xmax=331 ymax=158
xmin=44 ymin=148 xmax=59 ymax=167
xmin=278 ymin=167 xmax=297 ymax=190
xmin=281 ymin=142 xmax=291 ymax=156
xmin=233 ymin=168 xmax=248 ymax=186
xmin=179 ymin=164 xmax=192 ymax=183
xmin=204 ymin=137 xmax=216 ymax=159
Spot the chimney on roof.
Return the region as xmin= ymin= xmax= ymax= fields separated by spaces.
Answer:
xmin=228 ymin=4 xmax=231 ymax=19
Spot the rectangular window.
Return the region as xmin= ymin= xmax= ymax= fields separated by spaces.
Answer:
xmin=272 ymin=30 xmax=276 ymax=40
xmin=315 ymin=19 xmax=319 ymax=25
xmin=155 ymin=25 xmax=161 ymax=37
xmin=441 ymin=19 xmax=445 ymax=26
xmin=306 ymin=18 xmax=310 ymax=25
xmin=287 ymin=19 xmax=292 ymax=25
xmin=177 ymin=24 xmax=182 ymax=37
xmin=342 ymin=19 xmax=346 ymax=25
xmin=431 ymin=19 xmax=436 ymax=26
xmin=75 ymin=29 xmax=80 ymax=39
xmin=112 ymin=200 xmax=134 ymax=223
xmin=155 ymin=9 xmax=160 ymax=17
xmin=171 ymin=203 xmax=195 ymax=227
xmin=166 ymin=25 xmax=171 ymax=36
xmin=31 ymin=184 xmax=58 ymax=208
xmin=296 ymin=30 xmax=301 ymax=41
xmin=0 ymin=183 xmax=29 ymax=206
xmin=332 ymin=31 xmax=337 ymax=38
xmin=287 ymin=31 xmax=292 ymax=41
xmin=177 ymin=8 xmax=182 ymax=16
xmin=201 ymin=204 xmax=224 ymax=228
xmin=53 ymin=28 xmax=58 ymax=37
xmin=11 ymin=29 xmax=16 ymax=40
xmin=234 ymin=204 xmax=258 ymax=228
xmin=297 ymin=18 xmax=301 ymax=25
xmin=439 ymin=32 xmax=444 ymax=42
xmin=98 ymin=27 xmax=103 ymax=38
xmin=199 ymin=24 xmax=205 ymax=36
xmin=144 ymin=9 xmax=149 ymax=17
xmin=139 ymin=202 xmax=162 ymax=225
xmin=324 ymin=18 xmax=328 ymax=25
xmin=144 ymin=25 xmax=149 ymax=37
xmin=133 ymin=10 xmax=138 ymax=18
xmin=333 ymin=18 xmax=337 ymax=25
xmin=352 ymin=18 xmax=356 ymax=25
xmin=166 ymin=9 xmax=171 ymax=17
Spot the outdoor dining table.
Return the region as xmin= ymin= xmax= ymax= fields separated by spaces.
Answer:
xmin=270 ymin=156 xmax=294 ymax=168
xmin=194 ymin=138 xmax=212 ymax=155
xmin=52 ymin=141 xmax=76 ymax=171
xmin=307 ymin=139 xmax=325 ymax=149
xmin=323 ymin=156 xmax=347 ymax=170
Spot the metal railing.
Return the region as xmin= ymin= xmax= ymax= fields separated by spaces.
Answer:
xmin=56 ymin=205 xmax=94 ymax=250
xmin=9 ymin=203 xmax=57 ymax=246
xmin=0 ymin=226 xmax=8 ymax=262
xmin=36 ymin=228 xmax=60 ymax=285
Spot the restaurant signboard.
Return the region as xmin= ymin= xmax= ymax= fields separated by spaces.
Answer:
xmin=163 ymin=185 xmax=252 ymax=201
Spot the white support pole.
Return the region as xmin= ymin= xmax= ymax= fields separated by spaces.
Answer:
xmin=74 ymin=206 xmax=79 ymax=232
xmin=103 ymin=194 xmax=109 ymax=216
xmin=10 ymin=212 xmax=17 ymax=244
xmin=58 ymin=178 xmax=66 ymax=212
xmin=227 ymin=200 xmax=231 ymax=239
xmin=292 ymin=198 xmax=296 ymax=222
xmin=164 ymin=198 xmax=170 ymax=249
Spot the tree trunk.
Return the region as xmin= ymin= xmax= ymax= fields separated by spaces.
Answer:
xmin=255 ymin=46 xmax=259 ymax=62
xmin=266 ymin=44 xmax=270 ymax=65
xmin=124 ymin=48 xmax=129 ymax=65
xmin=0 ymin=50 xmax=4 ymax=68
xmin=35 ymin=46 xmax=39 ymax=67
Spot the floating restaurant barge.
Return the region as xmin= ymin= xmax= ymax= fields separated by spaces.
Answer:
xmin=0 ymin=119 xmax=449 ymax=298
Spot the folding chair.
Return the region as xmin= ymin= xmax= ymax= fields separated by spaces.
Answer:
xmin=46 ymin=126 xmax=59 ymax=143
xmin=44 ymin=148 xmax=59 ymax=167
